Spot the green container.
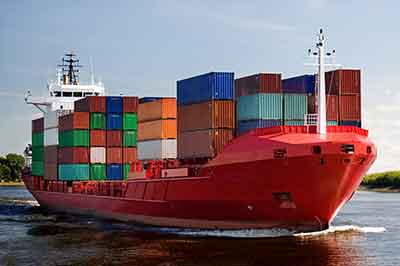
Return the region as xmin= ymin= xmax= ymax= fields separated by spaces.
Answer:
xmin=237 ymin=93 xmax=283 ymax=121
xmin=31 ymin=161 xmax=44 ymax=176
xmin=283 ymin=94 xmax=307 ymax=120
xmin=59 ymin=130 xmax=89 ymax=147
xmin=327 ymin=120 xmax=338 ymax=126
xmin=90 ymin=164 xmax=106 ymax=180
xmin=284 ymin=120 xmax=304 ymax=126
xmin=58 ymin=164 xmax=90 ymax=181
xmin=123 ymin=130 xmax=137 ymax=147
xmin=90 ymin=113 xmax=106 ymax=129
xmin=32 ymin=132 xmax=44 ymax=147
xmin=123 ymin=164 xmax=130 ymax=180
xmin=32 ymin=146 xmax=44 ymax=161
xmin=123 ymin=113 xmax=138 ymax=130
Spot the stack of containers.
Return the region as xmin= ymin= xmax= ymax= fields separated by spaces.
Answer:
xmin=58 ymin=112 xmax=90 ymax=181
xmin=122 ymin=97 xmax=138 ymax=179
xmin=282 ymin=75 xmax=312 ymax=126
xmin=177 ymin=72 xmax=235 ymax=158
xmin=137 ymin=98 xmax=177 ymax=160
xmin=75 ymin=96 xmax=107 ymax=181
xmin=235 ymin=73 xmax=282 ymax=135
xmin=43 ymin=111 xmax=62 ymax=180
xmin=31 ymin=117 xmax=44 ymax=177
xmin=325 ymin=69 xmax=361 ymax=127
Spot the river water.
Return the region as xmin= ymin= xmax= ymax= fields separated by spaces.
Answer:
xmin=0 ymin=186 xmax=397 ymax=266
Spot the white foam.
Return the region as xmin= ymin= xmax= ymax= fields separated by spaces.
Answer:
xmin=295 ymin=225 xmax=386 ymax=238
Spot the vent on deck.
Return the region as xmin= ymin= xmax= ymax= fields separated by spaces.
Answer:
xmin=273 ymin=149 xmax=287 ymax=159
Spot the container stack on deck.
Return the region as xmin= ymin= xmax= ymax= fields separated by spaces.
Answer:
xmin=177 ymin=72 xmax=235 ymax=159
xmin=137 ymin=98 xmax=177 ymax=160
xmin=235 ymin=73 xmax=283 ymax=135
xmin=31 ymin=117 xmax=44 ymax=177
xmin=43 ymin=110 xmax=62 ymax=180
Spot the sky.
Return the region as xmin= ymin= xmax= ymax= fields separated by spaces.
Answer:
xmin=0 ymin=0 xmax=399 ymax=173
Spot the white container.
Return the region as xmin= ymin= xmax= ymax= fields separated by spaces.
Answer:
xmin=44 ymin=110 xmax=59 ymax=129
xmin=44 ymin=128 xmax=58 ymax=146
xmin=90 ymin=147 xmax=106 ymax=163
xmin=138 ymin=139 xmax=177 ymax=160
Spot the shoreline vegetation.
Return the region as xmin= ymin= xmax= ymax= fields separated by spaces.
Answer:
xmin=0 ymin=181 xmax=25 ymax=186
xmin=361 ymin=171 xmax=400 ymax=193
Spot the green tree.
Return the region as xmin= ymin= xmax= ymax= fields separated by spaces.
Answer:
xmin=0 ymin=164 xmax=11 ymax=182
xmin=0 ymin=153 xmax=25 ymax=182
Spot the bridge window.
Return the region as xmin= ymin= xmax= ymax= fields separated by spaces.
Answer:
xmin=84 ymin=92 xmax=93 ymax=96
xmin=73 ymin=92 xmax=83 ymax=97
xmin=63 ymin=92 xmax=72 ymax=97
xmin=54 ymin=91 xmax=62 ymax=97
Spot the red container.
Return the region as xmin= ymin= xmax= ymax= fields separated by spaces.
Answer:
xmin=32 ymin=117 xmax=44 ymax=133
xmin=74 ymin=96 xmax=106 ymax=112
xmin=123 ymin=96 xmax=139 ymax=113
xmin=339 ymin=95 xmax=361 ymax=121
xmin=107 ymin=147 xmax=122 ymax=164
xmin=90 ymin=130 xmax=106 ymax=146
xmin=123 ymin=147 xmax=137 ymax=163
xmin=307 ymin=95 xmax=339 ymax=121
xmin=59 ymin=112 xmax=89 ymax=132
xmin=235 ymin=73 xmax=282 ymax=97
xmin=44 ymin=145 xmax=58 ymax=164
xmin=325 ymin=69 xmax=360 ymax=95
xmin=58 ymin=147 xmax=90 ymax=163
xmin=106 ymin=130 xmax=122 ymax=147
xmin=44 ymin=163 xmax=58 ymax=180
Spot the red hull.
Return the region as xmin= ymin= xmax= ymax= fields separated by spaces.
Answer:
xmin=23 ymin=126 xmax=376 ymax=232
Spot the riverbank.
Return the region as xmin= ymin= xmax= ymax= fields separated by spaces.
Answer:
xmin=0 ymin=181 xmax=25 ymax=187
xmin=361 ymin=170 xmax=400 ymax=193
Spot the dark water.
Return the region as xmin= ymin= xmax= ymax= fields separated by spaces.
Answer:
xmin=0 ymin=187 xmax=397 ymax=266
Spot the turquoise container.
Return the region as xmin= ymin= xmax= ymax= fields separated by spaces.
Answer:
xmin=284 ymin=120 xmax=304 ymax=126
xmin=58 ymin=164 xmax=90 ymax=181
xmin=283 ymin=94 xmax=307 ymax=120
xmin=237 ymin=93 xmax=283 ymax=121
xmin=328 ymin=120 xmax=338 ymax=126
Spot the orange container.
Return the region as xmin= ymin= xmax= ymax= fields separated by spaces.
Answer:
xmin=138 ymin=119 xmax=176 ymax=141
xmin=58 ymin=112 xmax=89 ymax=132
xmin=178 ymin=100 xmax=235 ymax=131
xmin=178 ymin=129 xmax=234 ymax=159
xmin=107 ymin=147 xmax=122 ymax=164
xmin=138 ymin=98 xmax=176 ymax=122
xmin=339 ymin=94 xmax=361 ymax=121
xmin=123 ymin=147 xmax=137 ymax=163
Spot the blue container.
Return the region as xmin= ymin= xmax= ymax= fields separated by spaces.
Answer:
xmin=283 ymin=75 xmax=315 ymax=94
xmin=177 ymin=72 xmax=234 ymax=105
xmin=107 ymin=113 xmax=122 ymax=129
xmin=237 ymin=119 xmax=281 ymax=135
xmin=106 ymin=96 xmax=123 ymax=113
xmin=107 ymin=164 xmax=123 ymax=180
xmin=339 ymin=120 xmax=362 ymax=127
xmin=139 ymin=97 xmax=163 ymax=104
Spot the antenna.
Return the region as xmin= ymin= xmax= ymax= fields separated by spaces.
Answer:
xmin=89 ymin=56 xmax=95 ymax=85
xmin=57 ymin=51 xmax=82 ymax=85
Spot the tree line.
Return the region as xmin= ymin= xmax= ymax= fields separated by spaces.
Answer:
xmin=0 ymin=154 xmax=25 ymax=182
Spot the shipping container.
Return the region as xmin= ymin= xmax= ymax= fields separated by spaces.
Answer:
xmin=123 ymin=130 xmax=137 ymax=147
xmin=339 ymin=120 xmax=362 ymax=127
xmin=122 ymin=96 xmax=139 ymax=113
xmin=235 ymin=73 xmax=282 ymax=97
xmin=178 ymin=100 xmax=235 ymax=131
xmin=32 ymin=146 xmax=44 ymax=161
xmin=282 ymin=75 xmax=315 ymax=94
xmin=137 ymin=139 xmax=177 ymax=160
xmin=44 ymin=128 xmax=58 ymax=146
xmin=90 ymin=147 xmax=106 ymax=163
xmin=325 ymin=69 xmax=361 ymax=95
xmin=32 ymin=117 xmax=44 ymax=133
xmin=106 ymin=96 xmax=123 ymax=113
xmin=307 ymin=95 xmax=339 ymax=121
xmin=59 ymin=130 xmax=89 ymax=147
xmin=178 ymin=129 xmax=234 ymax=159
xmin=44 ymin=110 xmax=60 ymax=129
xmin=237 ymin=93 xmax=283 ymax=121
xmin=123 ymin=113 xmax=138 ymax=130
xmin=122 ymin=147 xmax=137 ymax=163
xmin=339 ymin=95 xmax=361 ymax=121
xmin=58 ymin=112 xmax=89 ymax=132
xmin=106 ymin=130 xmax=122 ymax=147
xmin=107 ymin=113 xmax=122 ymax=129
xmin=107 ymin=147 xmax=122 ymax=164
xmin=90 ymin=113 xmax=106 ymax=129
xmin=177 ymin=72 xmax=234 ymax=105
xmin=284 ymin=94 xmax=307 ymax=120
xmin=74 ymin=96 xmax=106 ymax=113
xmin=90 ymin=130 xmax=106 ymax=146
xmin=107 ymin=164 xmax=123 ymax=180
xmin=58 ymin=147 xmax=89 ymax=163
xmin=138 ymin=98 xmax=177 ymax=122
xmin=44 ymin=163 xmax=58 ymax=180
xmin=237 ymin=119 xmax=282 ymax=135
xmin=123 ymin=164 xmax=130 ymax=180
xmin=139 ymin=97 xmax=163 ymax=104
xmin=32 ymin=132 xmax=44 ymax=147
xmin=90 ymin=164 xmax=106 ymax=180
xmin=138 ymin=120 xmax=176 ymax=141
xmin=31 ymin=161 xmax=44 ymax=176
xmin=58 ymin=164 xmax=90 ymax=181
xmin=284 ymin=120 xmax=304 ymax=126
xmin=44 ymin=145 xmax=58 ymax=164
xmin=328 ymin=121 xmax=339 ymax=126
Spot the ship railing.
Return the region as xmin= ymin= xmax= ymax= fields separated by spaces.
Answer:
xmin=304 ymin=113 xmax=318 ymax=133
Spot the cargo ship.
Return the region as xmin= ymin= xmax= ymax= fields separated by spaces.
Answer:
xmin=22 ymin=30 xmax=376 ymax=232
